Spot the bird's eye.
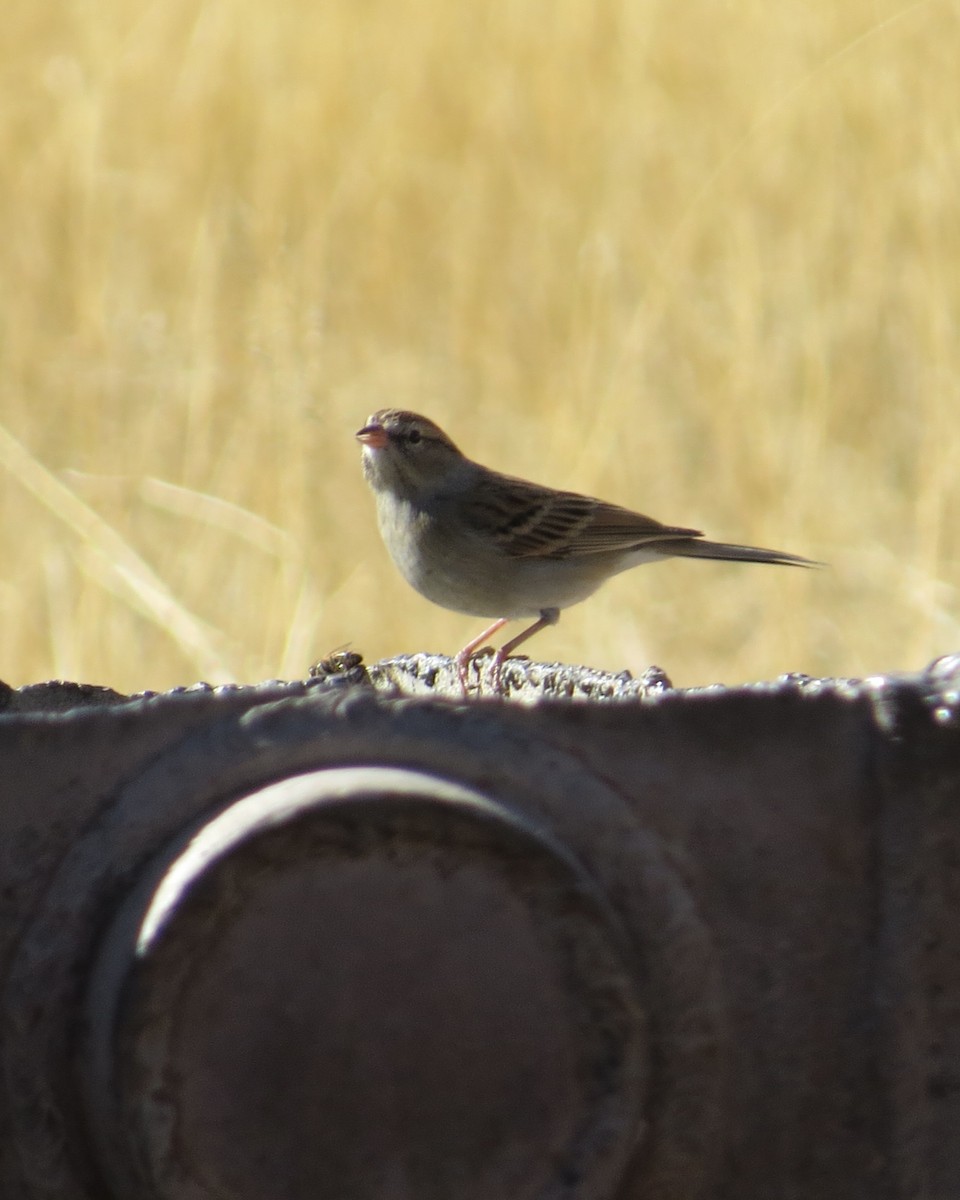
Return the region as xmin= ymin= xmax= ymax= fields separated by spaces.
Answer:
xmin=406 ymin=428 xmax=422 ymax=446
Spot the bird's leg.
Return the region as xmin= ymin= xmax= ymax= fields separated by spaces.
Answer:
xmin=455 ymin=618 xmax=509 ymax=693
xmin=490 ymin=608 xmax=560 ymax=693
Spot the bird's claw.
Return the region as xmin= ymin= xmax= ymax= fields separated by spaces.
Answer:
xmin=456 ymin=646 xmax=508 ymax=696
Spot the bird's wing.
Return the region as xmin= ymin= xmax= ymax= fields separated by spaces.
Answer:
xmin=457 ymin=471 xmax=702 ymax=559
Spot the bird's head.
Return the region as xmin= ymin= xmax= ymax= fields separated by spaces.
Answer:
xmin=356 ymin=409 xmax=465 ymax=498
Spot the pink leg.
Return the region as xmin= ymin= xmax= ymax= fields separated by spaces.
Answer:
xmin=455 ymin=617 xmax=509 ymax=692
xmin=490 ymin=608 xmax=560 ymax=693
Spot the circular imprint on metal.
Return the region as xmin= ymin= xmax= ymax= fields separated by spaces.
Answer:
xmin=83 ymin=768 xmax=650 ymax=1200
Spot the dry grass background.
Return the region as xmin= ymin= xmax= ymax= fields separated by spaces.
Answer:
xmin=1 ymin=0 xmax=958 ymax=692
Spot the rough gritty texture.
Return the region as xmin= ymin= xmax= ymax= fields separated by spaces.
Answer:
xmin=0 ymin=653 xmax=958 ymax=1199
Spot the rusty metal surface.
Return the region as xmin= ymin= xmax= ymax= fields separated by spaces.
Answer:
xmin=85 ymin=769 xmax=649 ymax=1200
xmin=0 ymin=653 xmax=957 ymax=1198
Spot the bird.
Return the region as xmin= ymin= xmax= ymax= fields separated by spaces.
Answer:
xmin=356 ymin=408 xmax=819 ymax=693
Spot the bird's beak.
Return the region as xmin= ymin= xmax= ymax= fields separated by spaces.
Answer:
xmin=356 ymin=421 xmax=388 ymax=449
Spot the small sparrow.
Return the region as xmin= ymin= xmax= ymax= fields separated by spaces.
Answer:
xmin=356 ymin=409 xmax=819 ymax=692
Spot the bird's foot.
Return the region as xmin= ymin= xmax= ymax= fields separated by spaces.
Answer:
xmin=455 ymin=649 xmax=487 ymax=694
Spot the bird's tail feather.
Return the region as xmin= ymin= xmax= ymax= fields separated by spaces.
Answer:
xmin=655 ymin=537 xmax=821 ymax=568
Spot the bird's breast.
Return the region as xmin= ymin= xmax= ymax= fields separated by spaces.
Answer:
xmin=374 ymin=492 xmax=618 ymax=619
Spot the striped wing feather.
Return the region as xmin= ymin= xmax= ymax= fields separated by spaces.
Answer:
xmin=459 ymin=471 xmax=701 ymax=559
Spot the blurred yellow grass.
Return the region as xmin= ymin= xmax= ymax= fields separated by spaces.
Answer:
xmin=1 ymin=0 xmax=958 ymax=691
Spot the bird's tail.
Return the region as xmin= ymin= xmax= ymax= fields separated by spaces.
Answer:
xmin=654 ymin=537 xmax=821 ymax=568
